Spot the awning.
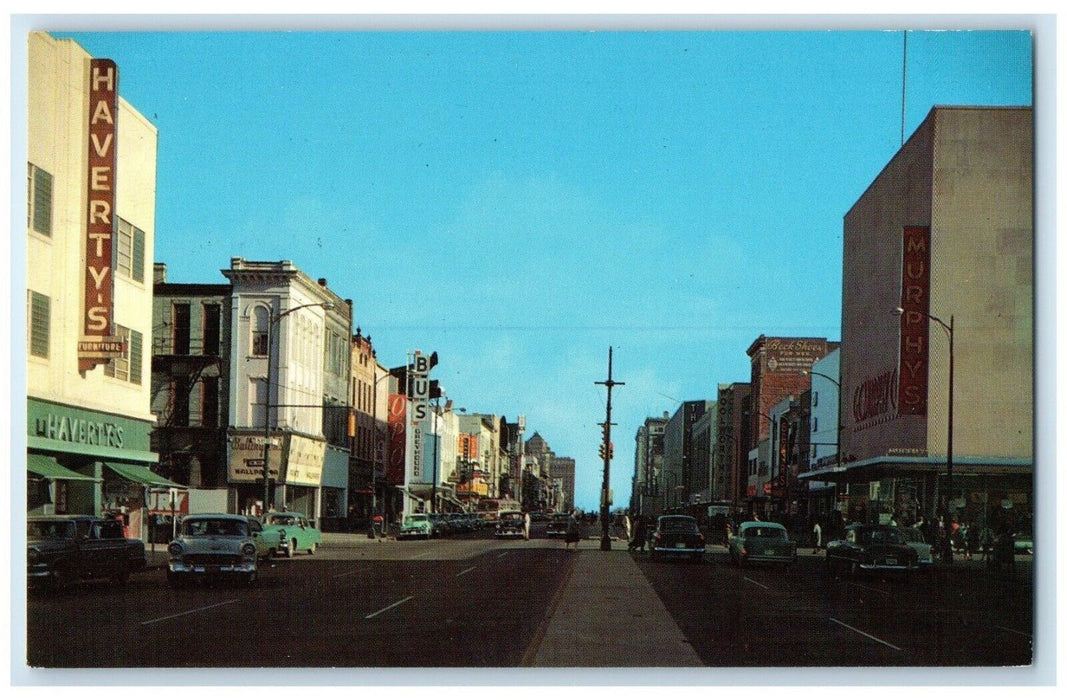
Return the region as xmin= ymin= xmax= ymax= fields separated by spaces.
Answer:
xmin=104 ymin=462 xmax=185 ymax=488
xmin=445 ymin=496 xmax=467 ymax=510
xmin=27 ymin=454 xmax=99 ymax=481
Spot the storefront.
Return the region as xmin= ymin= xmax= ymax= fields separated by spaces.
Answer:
xmin=228 ymin=429 xmax=327 ymax=520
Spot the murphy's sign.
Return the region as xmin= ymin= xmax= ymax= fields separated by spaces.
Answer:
xmin=79 ymin=58 xmax=123 ymax=372
xmin=897 ymin=226 xmax=931 ymax=416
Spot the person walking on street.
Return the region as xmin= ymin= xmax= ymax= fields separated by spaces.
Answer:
xmin=624 ymin=514 xmax=632 ymax=544
xmin=812 ymin=519 xmax=823 ymax=554
xmin=564 ymin=509 xmax=581 ymax=551
xmin=631 ymin=516 xmax=648 ymax=552
xmin=523 ymin=511 xmax=531 ymax=541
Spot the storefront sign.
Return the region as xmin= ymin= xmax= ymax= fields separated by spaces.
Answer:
xmin=286 ymin=434 xmax=326 ymax=486
xmin=762 ymin=338 xmax=828 ymax=375
xmin=79 ymin=58 xmax=121 ymax=372
xmin=898 ymin=226 xmax=931 ymax=415
xmin=386 ymin=393 xmax=406 ymax=485
xmin=33 ymin=411 xmax=124 ymax=448
xmin=852 ymin=368 xmax=898 ymax=426
xmin=228 ymin=432 xmax=285 ymax=483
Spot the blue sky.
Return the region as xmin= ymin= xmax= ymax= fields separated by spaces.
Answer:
xmin=42 ymin=26 xmax=1033 ymax=510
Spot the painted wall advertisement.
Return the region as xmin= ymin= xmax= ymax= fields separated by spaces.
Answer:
xmin=228 ymin=432 xmax=285 ymax=483
xmin=897 ymin=225 xmax=931 ymax=416
xmin=762 ymin=338 xmax=828 ymax=375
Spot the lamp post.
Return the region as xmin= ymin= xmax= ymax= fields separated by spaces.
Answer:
xmin=894 ymin=306 xmax=954 ymax=563
xmin=261 ymin=300 xmax=334 ymax=515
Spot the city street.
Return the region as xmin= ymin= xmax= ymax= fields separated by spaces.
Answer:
xmin=25 ymin=525 xmax=1032 ymax=669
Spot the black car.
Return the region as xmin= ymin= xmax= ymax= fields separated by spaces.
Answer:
xmin=826 ymin=523 xmax=919 ymax=577
xmin=649 ymin=515 xmax=705 ymax=562
xmin=545 ymin=513 xmax=569 ymax=538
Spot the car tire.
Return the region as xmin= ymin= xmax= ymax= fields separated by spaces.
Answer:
xmin=287 ymin=539 xmax=297 ymax=558
xmin=53 ymin=561 xmax=77 ymax=592
xmin=244 ymin=571 xmax=257 ymax=588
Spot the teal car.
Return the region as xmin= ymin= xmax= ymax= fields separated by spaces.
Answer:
xmin=262 ymin=512 xmax=321 ymax=557
xmin=398 ymin=514 xmax=433 ymax=540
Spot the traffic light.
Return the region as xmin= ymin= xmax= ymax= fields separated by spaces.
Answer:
xmin=598 ymin=442 xmax=606 ymax=460
xmin=608 ymin=442 xmax=614 ymax=459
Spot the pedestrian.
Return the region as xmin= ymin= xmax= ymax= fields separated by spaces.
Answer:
xmin=631 ymin=516 xmax=648 ymax=552
xmin=812 ymin=519 xmax=823 ymax=554
xmin=523 ymin=511 xmax=531 ymax=541
xmin=564 ymin=508 xmax=581 ymax=551
xmin=723 ymin=520 xmax=733 ymax=547
xmin=624 ymin=514 xmax=632 ymax=544
xmin=372 ymin=513 xmax=385 ymax=542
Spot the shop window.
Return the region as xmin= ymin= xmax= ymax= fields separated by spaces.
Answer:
xmin=29 ymin=291 xmax=50 ymax=358
xmin=28 ymin=163 xmax=52 ymax=236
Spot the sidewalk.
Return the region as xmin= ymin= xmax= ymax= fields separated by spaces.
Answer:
xmin=525 ymin=546 xmax=703 ymax=667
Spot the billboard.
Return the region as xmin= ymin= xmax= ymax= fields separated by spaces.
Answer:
xmin=386 ymin=393 xmax=406 ymax=485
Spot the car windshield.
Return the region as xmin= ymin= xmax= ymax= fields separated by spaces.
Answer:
xmin=28 ymin=520 xmax=76 ymax=539
xmin=182 ymin=518 xmax=248 ymax=537
xmin=859 ymin=528 xmax=905 ymax=546
xmin=900 ymin=528 xmax=925 ymax=543
xmin=405 ymin=515 xmax=428 ymax=524
xmin=552 ymin=515 xmax=569 ymax=523
xmin=744 ymin=526 xmax=786 ymax=539
xmin=659 ymin=518 xmax=698 ymax=533
xmin=268 ymin=515 xmax=297 ymax=526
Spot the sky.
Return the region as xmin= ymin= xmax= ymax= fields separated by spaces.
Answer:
xmin=25 ymin=20 xmax=1034 ymax=511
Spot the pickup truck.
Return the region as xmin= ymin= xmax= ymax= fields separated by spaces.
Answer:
xmin=28 ymin=515 xmax=147 ymax=592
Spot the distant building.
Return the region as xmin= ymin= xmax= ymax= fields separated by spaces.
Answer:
xmin=550 ymin=456 xmax=576 ymax=513
xmin=715 ymin=382 xmax=751 ymax=510
xmin=663 ymin=401 xmax=713 ymax=511
xmin=633 ymin=413 xmax=668 ymax=518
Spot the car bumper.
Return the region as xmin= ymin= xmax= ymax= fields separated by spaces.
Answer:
xmin=653 ymin=545 xmax=705 ymax=555
xmin=169 ymin=560 xmax=256 ymax=575
xmin=741 ymin=553 xmax=796 ymax=564
xmin=398 ymin=530 xmax=430 ymax=539
xmin=858 ymin=561 xmax=916 ymax=571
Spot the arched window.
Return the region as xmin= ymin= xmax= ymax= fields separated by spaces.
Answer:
xmin=251 ymin=306 xmax=269 ymax=356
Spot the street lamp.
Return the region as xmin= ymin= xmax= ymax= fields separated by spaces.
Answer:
xmin=261 ymin=300 xmax=335 ymax=515
xmin=894 ymin=306 xmax=954 ymax=563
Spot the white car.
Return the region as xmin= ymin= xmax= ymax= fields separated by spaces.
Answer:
xmin=166 ymin=514 xmax=263 ymax=588
xmin=898 ymin=526 xmax=935 ymax=571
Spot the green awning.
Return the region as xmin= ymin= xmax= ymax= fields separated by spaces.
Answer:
xmin=27 ymin=454 xmax=98 ymax=481
xmin=104 ymin=462 xmax=184 ymax=488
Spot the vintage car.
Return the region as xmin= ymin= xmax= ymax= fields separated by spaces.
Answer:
xmin=262 ymin=511 xmax=321 ymax=557
xmin=429 ymin=512 xmax=452 ymax=537
xmin=649 ymin=515 xmax=705 ymax=562
xmin=898 ymin=526 xmax=935 ymax=571
xmin=728 ymin=521 xmax=796 ymax=566
xmin=166 ymin=514 xmax=268 ymax=587
xmin=28 ymin=515 xmax=146 ymax=592
xmin=826 ymin=523 xmax=919 ymax=577
xmin=546 ymin=513 xmax=569 ymax=538
xmin=398 ymin=513 xmax=433 ymax=540
xmin=495 ymin=510 xmax=526 ymax=538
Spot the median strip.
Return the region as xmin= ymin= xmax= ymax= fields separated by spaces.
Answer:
xmin=141 ymin=599 xmax=240 ymax=626
xmin=830 ymin=617 xmax=903 ymax=651
xmin=365 ymin=596 xmax=414 ymax=620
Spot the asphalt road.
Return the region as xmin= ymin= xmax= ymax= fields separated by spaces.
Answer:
xmin=637 ymin=549 xmax=1033 ymax=667
xmin=24 ymin=524 xmax=1033 ymax=668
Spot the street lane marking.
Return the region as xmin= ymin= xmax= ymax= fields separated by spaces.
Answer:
xmin=743 ymin=576 xmax=770 ymax=590
xmin=456 ymin=566 xmax=476 ymax=577
xmin=332 ymin=568 xmax=365 ymax=578
xmin=497 ymin=552 xmax=508 ymax=558
xmin=848 ymin=581 xmax=891 ymax=596
xmin=995 ymin=625 xmax=1032 ymax=638
xmin=830 ymin=618 xmax=903 ymax=651
xmin=140 ymin=599 xmax=239 ymax=626
xmin=365 ymin=596 xmax=414 ymax=619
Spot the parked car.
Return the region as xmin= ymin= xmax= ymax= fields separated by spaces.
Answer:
xmin=447 ymin=512 xmax=472 ymax=533
xmin=429 ymin=512 xmax=451 ymax=537
xmin=398 ymin=513 xmax=433 ymax=540
xmin=546 ymin=513 xmax=569 ymax=538
xmin=897 ymin=526 xmax=935 ymax=571
xmin=495 ymin=511 xmax=525 ymax=538
xmin=728 ymin=521 xmax=796 ymax=566
xmin=28 ymin=515 xmax=146 ymax=592
xmin=649 ymin=515 xmax=705 ymax=562
xmin=262 ymin=511 xmax=321 ymax=557
xmin=166 ymin=514 xmax=265 ymax=588
xmin=826 ymin=523 xmax=918 ymax=578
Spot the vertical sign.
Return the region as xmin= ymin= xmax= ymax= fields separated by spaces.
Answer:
xmin=406 ymin=351 xmax=432 ymax=485
xmin=898 ymin=226 xmax=931 ymax=415
xmin=78 ymin=58 xmax=123 ymax=372
xmin=387 ymin=393 xmax=407 ymax=485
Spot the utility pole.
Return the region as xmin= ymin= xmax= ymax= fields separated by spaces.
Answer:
xmin=596 ymin=346 xmax=624 ymax=551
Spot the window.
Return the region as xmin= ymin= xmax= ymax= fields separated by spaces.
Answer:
xmin=104 ymin=325 xmax=142 ymax=384
xmin=173 ymin=304 xmax=191 ymax=354
xmin=811 ymin=416 xmax=819 ymax=432
xmin=251 ymin=378 xmax=268 ymax=428
xmin=812 ymin=391 xmax=819 ymax=407
xmin=28 ymin=163 xmax=52 ymax=236
xmin=29 ymin=291 xmax=50 ymax=358
xmin=203 ymin=304 xmax=221 ymax=356
xmin=251 ymin=306 xmax=269 ymax=356
xmin=201 ymin=376 xmax=220 ymax=427
xmin=116 ymin=219 xmax=146 ymax=282
xmin=172 ymin=377 xmax=190 ymax=427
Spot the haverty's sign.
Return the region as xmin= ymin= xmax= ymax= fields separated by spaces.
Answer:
xmin=79 ymin=58 xmax=124 ymax=372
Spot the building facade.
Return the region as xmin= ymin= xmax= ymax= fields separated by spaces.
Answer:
xmin=715 ymin=382 xmax=751 ymax=511
xmin=813 ymin=106 xmax=1034 ymax=531
xmin=27 ymin=33 xmax=167 ymax=537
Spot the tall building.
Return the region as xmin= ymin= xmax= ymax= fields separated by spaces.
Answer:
xmin=816 ymin=106 xmax=1033 ymax=530
xmin=27 ymin=33 xmax=169 ymax=537
xmin=222 ymin=258 xmax=351 ymax=522
xmin=550 ymin=456 xmax=576 ymax=513
xmin=662 ymin=401 xmax=712 ymax=511
xmin=633 ymin=413 xmax=668 ymax=518
xmin=715 ymin=382 xmax=751 ymax=510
